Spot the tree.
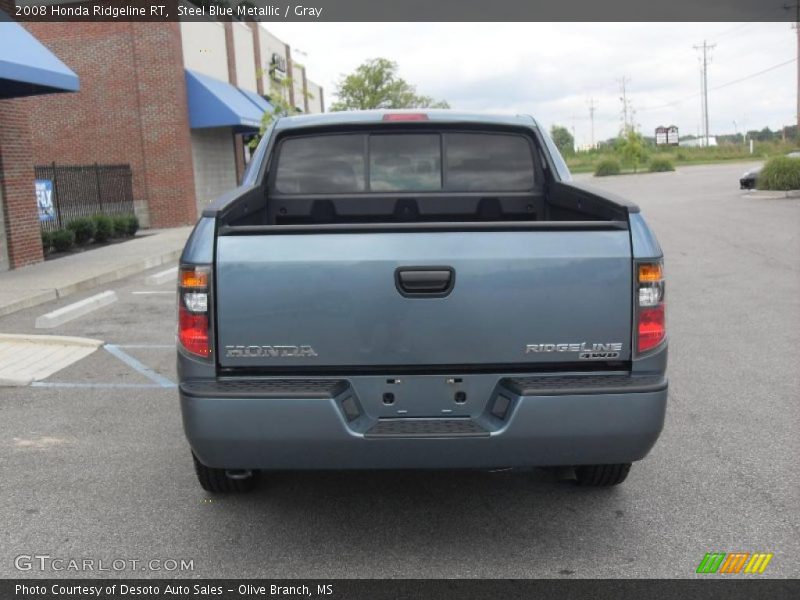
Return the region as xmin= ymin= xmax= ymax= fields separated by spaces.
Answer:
xmin=248 ymin=73 xmax=308 ymax=150
xmin=618 ymin=126 xmax=648 ymax=173
xmin=330 ymin=58 xmax=449 ymax=111
xmin=550 ymin=125 xmax=575 ymax=156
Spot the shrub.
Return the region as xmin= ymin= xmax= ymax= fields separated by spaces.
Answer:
xmin=648 ymin=158 xmax=675 ymax=172
xmin=112 ymin=215 xmax=129 ymax=237
xmin=125 ymin=214 xmax=140 ymax=236
xmin=51 ymin=229 xmax=75 ymax=252
xmin=594 ymin=158 xmax=621 ymax=177
xmin=757 ymin=156 xmax=800 ymax=190
xmin=66 ymin=217 xmax=96 ymax=245
xmin=41 ymin=230 xmax=52 ymax=251
xmin=92 ymin=214 xmax=114 ymax=243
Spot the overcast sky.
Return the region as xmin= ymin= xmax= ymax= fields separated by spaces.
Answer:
xmin=267 ymin=22 xmax=795 ymax=146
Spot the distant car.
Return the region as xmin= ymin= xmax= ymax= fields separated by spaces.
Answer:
xmin=741 ymin=151 xmax=800 ymax=189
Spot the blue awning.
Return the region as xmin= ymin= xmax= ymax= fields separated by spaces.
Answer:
xmin=0 ymin=16 xmax=80 ymax=99
xmin=239 ymin=87 xmax=274 ymax=115
xmin=185 ymin=69 xmax=265 ymax=131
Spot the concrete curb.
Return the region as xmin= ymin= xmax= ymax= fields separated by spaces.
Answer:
xmin=743 ymin=189 xmax=800 ymax=199
xmin=35 ymin=291 xmax=118 ymax=329
xmin=0 ymin=246 xmax=182 ymax=319
xmin=0 ymin=333 xmax=104 ymax=347
xmin=145 ymin=266 xmax=178 ymax=286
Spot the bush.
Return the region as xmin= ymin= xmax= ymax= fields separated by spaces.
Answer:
xmin=125 ymin=214 xmax=139 ymax=236
xmin=66 ymin=217 xmax=96 ymax=245
xmin=92 ymin=214 xmax=114 ymax=243
xmin=41 ymin=231 xmax=52 ymax=252
xmin=594 ymin=158 xmax=621 ymax=177
xmin=757 ymin=156 xmax=800 ymax=190
xmin=648 ymin=158 xmax=675 ymax=172
xmin=51 ymin=229 xmax=75 ymax=252
xmin=112 ymin=215 xmax=129 ymax=237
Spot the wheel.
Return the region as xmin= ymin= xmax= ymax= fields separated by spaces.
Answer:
xmin=575 ymin=463 xmax=631 ymax=487
xmin=192 ymin=452 xmax=256 ymax=493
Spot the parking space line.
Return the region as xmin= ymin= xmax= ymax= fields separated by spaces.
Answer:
xmin=104 ymin=344 xmax=176 ymax=388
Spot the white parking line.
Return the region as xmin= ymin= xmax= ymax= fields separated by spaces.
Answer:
xmin=104 ymin=344 xmax=175 ymax=388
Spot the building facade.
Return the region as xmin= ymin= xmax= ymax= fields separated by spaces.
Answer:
xmin=0 ymin=0 xmax=79 ymax=271
xmin=23 ymin=19 xmax=324 ymax=231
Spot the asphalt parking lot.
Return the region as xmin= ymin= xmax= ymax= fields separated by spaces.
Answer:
xmin=1 ymin=162 xmax=798 ymax=579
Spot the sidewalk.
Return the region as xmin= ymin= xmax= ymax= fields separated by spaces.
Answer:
xmin=0 ymin=227 xmax=192 ymax=317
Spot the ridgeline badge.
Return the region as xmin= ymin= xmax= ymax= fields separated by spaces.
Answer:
xmin=525 ymin=342 xmax=623 ymax=360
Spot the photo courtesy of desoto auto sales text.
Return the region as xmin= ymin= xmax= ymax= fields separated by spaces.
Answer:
xmin=0 ymin=0 xmax=797 ymax=598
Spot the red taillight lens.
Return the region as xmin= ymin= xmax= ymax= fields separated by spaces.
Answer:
xmin=382 ymin=113 xmax=429 ymax=121
xmin=638 ymin=304 xmax=665 ymax=353
xmin=178 ymin=266 xmax=211 ymax=358
xmin=635 ymin=260 xmax=666 ymax=355
xmin=179 ymin=304 xmax=210 ymax=357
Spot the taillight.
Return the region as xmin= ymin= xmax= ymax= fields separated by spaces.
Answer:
xmin=636 ymin=260 xmax=666 ymax=354
xmin=178 ymin=265 xmax=211 ymax=358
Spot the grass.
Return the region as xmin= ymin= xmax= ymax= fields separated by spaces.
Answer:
xmin=565 ymin=141 xmax=798 ymax=175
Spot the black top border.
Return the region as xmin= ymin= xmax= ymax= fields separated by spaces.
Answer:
xmin=4 ymin=0 xmax=797 ymax=23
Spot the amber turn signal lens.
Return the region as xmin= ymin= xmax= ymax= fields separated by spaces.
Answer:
xmin=180 ymin=268 xmax=208 ymax=289
xmin=638 ymin=263 xmax=662 ymax=282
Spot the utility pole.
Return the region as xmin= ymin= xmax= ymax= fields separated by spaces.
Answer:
xmin=694 ymin=40 xmax=715 ymax=147
xmin=618 ymin=76 xmax=631 ymax=132
xmin=785 ymin=2 xmax=800 ymax=140
xmin=588 ymin=98 xmax=597 ymax=148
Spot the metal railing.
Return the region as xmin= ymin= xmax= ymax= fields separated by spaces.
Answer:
xmin=35 ymin=163 xmax=135 ymax=231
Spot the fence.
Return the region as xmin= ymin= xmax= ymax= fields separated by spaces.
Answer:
xmin=35 ymin=163 xmax=135 ymax=232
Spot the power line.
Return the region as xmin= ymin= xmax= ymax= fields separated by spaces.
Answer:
xmin=712 ymin=22 xmax=755 ymax=40
xmin=711 ymin=57 xmax=797 ymax=91
xmin=639 ymin=57 xmax=797 ymax=112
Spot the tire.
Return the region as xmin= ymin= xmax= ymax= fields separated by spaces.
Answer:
xmin=192 ymin=453 xmax=256 ymax=493
xmin=575 ymin=463 xmax=631 ymax=487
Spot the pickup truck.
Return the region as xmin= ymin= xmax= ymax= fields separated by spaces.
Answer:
xmin=177 ymin=110 xmax=667 ymax=493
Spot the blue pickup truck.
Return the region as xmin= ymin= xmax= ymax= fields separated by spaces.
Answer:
xmin=177 ymin=110 xmax=667 ymax=492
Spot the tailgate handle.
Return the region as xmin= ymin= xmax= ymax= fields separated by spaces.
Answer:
xmin=395 ymin=267 xmax=455 ymax=297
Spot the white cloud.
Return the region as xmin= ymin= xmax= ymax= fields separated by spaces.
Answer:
xmin=269 ymin=22 xmax=796 ymax=144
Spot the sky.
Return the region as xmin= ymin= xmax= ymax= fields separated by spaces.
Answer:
xmin=267 ymin=22 xmax=796 ymax=146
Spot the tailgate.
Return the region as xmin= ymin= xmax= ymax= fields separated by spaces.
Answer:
xmin=215 ymin=230 xmax=632 ymax=368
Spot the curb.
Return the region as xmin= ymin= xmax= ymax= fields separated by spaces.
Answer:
xmin=743 ymin=189 xmax=800 ymax=199
xmin=145 ymin=266 xmax=178 ymax=286
xmin=0 ymin=333 xmax=104 ymax=347
xmin=0 ymin=247 xmax=182 ymax=319
xmin=35 ymin=291 xmax=118 ymax=329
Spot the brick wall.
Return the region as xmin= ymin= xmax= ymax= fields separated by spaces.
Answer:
xmin=0 ymin=98 xmax=44 ymax=269
xmin=25 ymin=22 xmax=198 ymax=228
xmin=0 ymin=0 xmax=45 ymax=269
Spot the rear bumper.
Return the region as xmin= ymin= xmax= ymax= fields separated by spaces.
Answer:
xmin=180 ymin=373 xmax=667 ymax=470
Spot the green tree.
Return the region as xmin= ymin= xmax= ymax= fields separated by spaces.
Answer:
xmin=248 ymin=73 xmax=309 ymax=149
xmin=330 ymin=58 xmax=449 ymax=111
xmin=618 ymin=127 xmax=648 ymax=172
xmin=550 ymin=125 xmax=575 ymax=156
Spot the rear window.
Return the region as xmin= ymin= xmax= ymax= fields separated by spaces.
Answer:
xmin=273 ymin=131 xmax=534 ymax=194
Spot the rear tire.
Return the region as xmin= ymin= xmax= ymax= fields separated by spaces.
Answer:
xmin=192 ymin=453 xmax=256 ymax=493
xmin=575 ymin=463 xmax=631 ymax=487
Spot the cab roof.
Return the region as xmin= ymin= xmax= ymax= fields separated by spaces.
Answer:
xmin=274 ymin=109 xmax=539 ymax=131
